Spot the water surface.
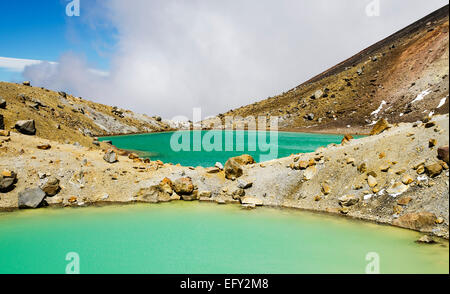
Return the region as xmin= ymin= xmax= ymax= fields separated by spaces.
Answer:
xmin=0 ymin=202 xmax=447 ymax=274
xmin=100 ymin=131 xmax=360 ymax=167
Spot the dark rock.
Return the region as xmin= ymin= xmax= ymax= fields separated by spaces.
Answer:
xmin=0 ymin=170 xmax=17 ymax=192
xmin=23 ymin=81 xmax=31 ymax=86
xmin=437 ymin=146 xmax=449 ymax=164
xmin=15 ymin=120 xmax=36 ymax=135
xmin=0 ymin=114 xmax=4 ymax=130
xmin=0 ymin=97 xmax=6 ymax=109
xmin=18 ymin=188 xmax=46 ymax=209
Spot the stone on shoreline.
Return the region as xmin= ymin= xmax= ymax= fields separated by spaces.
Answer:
xmin=18 ymin=188 xmax=46 ymax=209
xmin=240 ymin=196 xmax=263 ymax=206
xmin=159 ymin=177 xmax=173 ymax=195
xmin=416 ymin=235 xmax=436 ymax=244
xmin=37 ymin=144 xmax=51 ymax=150
xmin=215 ymin=162 xmax=224 ymax=170
xmin=393 ymin=212 xmax=436 ymax=231
xmin=15 ymin=120 xmax=36 ymax=135
xmin=173 ymin=177 xmax=194 ymax=195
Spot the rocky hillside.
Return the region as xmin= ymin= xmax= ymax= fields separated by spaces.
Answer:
xmin=208 ymin=5 xmax=449 ymax=134
xmin=0 ymin=81 xmax=176 ymax=147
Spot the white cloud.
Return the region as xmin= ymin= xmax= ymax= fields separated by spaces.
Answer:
xmin=19 ymin=0 xmax=449 ymax=119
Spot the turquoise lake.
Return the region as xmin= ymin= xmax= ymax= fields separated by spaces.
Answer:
xmin=0 ymin=202 xmax=448 ymax=274
xmin=100 ymin=130 xmax=358 ymax=167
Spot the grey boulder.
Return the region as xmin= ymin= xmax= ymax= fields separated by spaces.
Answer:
xmin=15 ymin=120 xmax=36 ymax=135
xmin=18 ymin=188 xmax=46 ymax=209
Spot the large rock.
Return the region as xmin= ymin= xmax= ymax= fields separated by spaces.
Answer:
xmin=437 ymin=146 xmax=449 ymax=164
xmin=0 ymin=170 xmax=17 ymax=192
xmin=425 ymin=163 xmax=443 ymax=178
xmin=224 ymin=155 xmax=254 ymax=180
xmin=370 ymin=118 xmax=389 ymax=136
xmin=159 ymin=177 xmax=173 ymax=195
xmin=15 ymin=120 xmax=36 ymax=135
xmin=0 ymin=98 xmax=6 ymax=109
xmin=393 ymin=212 xmax=436 ymax=231
xmin=338 ymin=195 xmax=359 ymax=207
xmin=103 ymin=149 xmax=118 ymax=163
xmin=303 ymin=166 xmax=317 ymax=180
xmin=40 ymin=176 xmax=60 ymax=196
xmin=173 ymin=177 xmax=194 ymax=195
xmin=18 ymin=188 xmax=46 ymax=209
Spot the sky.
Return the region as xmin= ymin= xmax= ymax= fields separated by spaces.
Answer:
xmin=0 ymin=0 xmax=448 ymax=120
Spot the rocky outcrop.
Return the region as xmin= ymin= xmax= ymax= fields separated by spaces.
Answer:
xmin=18 ymin=188 xmax=46 ymax=209
xmin=15 ymin=120 xmax=36 ymax=135
xmin=438 ymin=146 xmax=449 ymax=163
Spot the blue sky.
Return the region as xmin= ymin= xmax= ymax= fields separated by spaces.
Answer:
xmin=0 ymin=0 xmax=113 ymax=81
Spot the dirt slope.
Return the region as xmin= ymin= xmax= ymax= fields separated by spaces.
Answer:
xmin=211 ymin=5 xmax=449 ymax=134
xmin=0 ymin=81 xmax=175 ymax=147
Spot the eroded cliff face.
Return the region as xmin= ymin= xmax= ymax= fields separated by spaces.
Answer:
xmin=1 ymin=114 xmax=448 ymax=238
xmin=205 ymin=6 xmax=449 ymax=134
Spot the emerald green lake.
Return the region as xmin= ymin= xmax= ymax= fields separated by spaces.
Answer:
xmin=0 ymin=202 xmax=448 ymax=274
xmin=100 ymin=131 xmax=358 ymax=167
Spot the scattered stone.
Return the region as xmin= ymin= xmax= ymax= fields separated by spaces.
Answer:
xmin=0 ymin=98 xmax=6 ymax=109
xmin=23 ymin=81 xmax=31 ymax=86
xmin=0 ymin=114 xmax=3 ymax=130
xmin=437 ymin=146 xmax=449 ymax=163
xmin=40 ymin=176 xmax=60 ymax=196
xmin=103 ymin=149 xmax=118 ymax=163
xmin=370 ymin=118 xmax=389 ymax=136
xmin=424 ymin=121 xmax=436 ymax=128
xmin=231 ymin=187 xmax=245 ymax=199
xmin=367 ymin=175 xmax=377 ymax=187
xmin=215 ymin=162 xmax=224 ymax=170
xmin=387 ymin=182 xmax=408 ymax=196
xmin=338 ymin=195 xmax=359 ymax=207
xmin=173 ymin=177 xmax=194 ymax=195
xmin=206 ymin=167 xmax=220 ymax=174
xmin=435 ymin=217 xmax=444 ymax=224
xmin=68 ymin=196 xmax=78 ymax=203
xmin=393 ymin=212 xmax=436 ymax=231
xmin=425 ymin=163 xmax=443 ymax=178
xmin=159 ymin=177 xmax=174 ymax=195
xmin=380 ymin=163 xmax=390 ymax=172
xmin=0 ymin=130 xmax=9 ymax=136
xmin=313 ymin=90 xmax=323 ymax=99
xmin=128 ymin=153 xmax=139 ymax=160
xmin=303 ymin=166 xmax=317 ymax=180
xmin=429 ymin=139 xmax=437 ymax=148
xmin=358 ymin=162 xmax=367 ymax=173
xmin=37 ymin=144 xmax=51 ymax=150
xmin=393 ymin=205 xmax=403 ymax=214
xmin=198 ymin=191 xmax=212 ymax=198
xmin=18 ymin=188 xmax=46 ymax=209
xmin=321 ymin=183 xmax=331 ymax=195
xmin=346 ymin=158 xmax=355 ymax=165
xmin=15 ymin=120 xmax=36 ymax=135
xmin=416 ymin=235 xmax=436 ymax=244
xmin=401 ymin=174 xmax=414 ymax=185
xmin=240 ymin=196 xmax=263 ymax=206
xmin=397 ymin=196 xmax=412 ymax=206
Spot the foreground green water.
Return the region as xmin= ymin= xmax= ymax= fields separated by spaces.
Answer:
xmin=100 ymin=131 xmax=360 ymax=167
xmin=0 ymin=202 xmax=447 ymax=274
